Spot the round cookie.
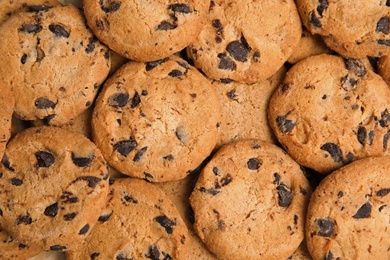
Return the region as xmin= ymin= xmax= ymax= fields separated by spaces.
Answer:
xmin=92 ymin=56 xmax=221 ymax=182
xmin=212 ymin=65 xmax=286 ymax=149
xmin=268 ymin=54 xmax=390 ymax=174
xmin=66 ymin=177 xmax=191 ymax=259
xmin=0 ymin=126 xmax=109 ymax=251
xmin=0 ymin=85 xmax=14 ymax=159
xmin=296 ymin=0 xmax=390 ymax=59
xmin=186 ymin=0 xmax=301 ymax=83
xmin=0 ymin=5 xmax=110 ymax=126
xmin=306 ymin=156 xmax=390 ymax=260
xmin=83 ymin=0 xmax=208 ymax=62
xmin=189 ymin=140 xmax=312 ymax=259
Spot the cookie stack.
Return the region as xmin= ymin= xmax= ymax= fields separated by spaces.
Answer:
xmin=0 ymin=0 xmax=389 ymax=259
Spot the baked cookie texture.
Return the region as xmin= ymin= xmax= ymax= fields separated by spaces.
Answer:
xmin=0 ymin=85 xmax=14 ymax=160
xmin=92 ymin=56 xmax=221 ymax=182
xmin=0 ymin=126 xmax=109 ymax=251
xmin=66 ymin=177 xmax=191 ymax=259
xmin=187 ymin=0 xmax=301 ymax=83
xmin=0 ymin=4 xmax=110 ymax=126
xmin=297 ymin=0 xmax=390 ymax=59
xmin=190 ymin=140 xmax=312 ymax=259
xmin=306 ymin=156 xmax=390 ymax=260
xmin=83 ymin=0 xmax=208 ymax=62
xmin=212 ymin=65 xmax=286 ymax=149
xmin=268 ymin=54 xmax=390 ymax=174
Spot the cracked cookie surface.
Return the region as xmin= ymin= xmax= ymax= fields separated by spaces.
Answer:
xmin=0 ymin=5 xmax=110 ymax=125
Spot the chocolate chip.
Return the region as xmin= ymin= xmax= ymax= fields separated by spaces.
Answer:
xmin=98 ymin=212 xmax=113 ymax=222
xmin=377 ymin=17 xmax=389 ymax=34
xmin=199 ymin=187 xmax=220 ymax=195
xmin=61 ymin=192 xmax=78 ymax=203
xmin=169 ymin=4 xmax=190 ymax=13
xmin=44 ymin=203 xmax=58 ymax=217
xmin=27 ymin=4 xmax=52 ymax=12
xmin=281 ymin=83 xmax=290 ymax=93
xmin=64 ymin=212 xmax=77 ymax=221
xmin=220 ymin=173 xmax=232 ymax=186
xmin=145 ymin=244 xmax=160 ymax=260
xmin=383 ymin=130 xmax=390 ymax=151
xmin=377 ymin=188 xmax=390 ymax=197
xmin=309 ymin=11 xmax=322 ymax=28
xmin=108 ymin=92 xmax=129 ymax=108
xmin=146 ymin=58 xmax=168 ymax=71
xmin=276 ymin=184 xmax=293 ymax=207
xmin=220 ymin=78 xmax=233 ymax=83
xmin=44 ymin=114 xmax=56 ymax=124
xmin=50 ymin=245 xmax=67 ymax=251
xmin=276 ymin=114 xmax=296 ymax=134
xmin=168 ymin=69 xmax=183 ymax=77
xmin=117 ymin=253 xmax=131 ymax=260
xmin=217 ymin=53 xmax=236 ymax=70
xmin=96 ymin=19 xmax=106 ymax=30
xmin=74 ymin=176 xmax=101 ymax=188
xmin=253 ymin=51 xmax=260 ymax=62
xmin=72 ymin=153 xmax=94 ymax=167
xmin=17 ymin=214 xmax=32 ymax=225
xmin=10 ymin=178 xmax=23 ymax=186
xmin=21 ymin=54 xmax=28 ymax=64
xmin=316 ymin=218 xmax=334 ymax=237
xmin=91 ymin=253 xmax=100 ymax=260
xmin=353 ymin=202 xmax=372 ymax=219
xmin=357 ymin=126 xmax=367 ymax=145
xmin=379 ymin=109 xmax=390 ymax=127
xmin=157 ymin=21 xmax=177 ymax=30
xmin=317 ymin=0 xmax=328 ymax=16
xmin=144 ymin=172 xmax=154 ymax=179
xmin=49 ymin=24 xmax=69 ymax=38
xmin=124 ymin=195 xmax=138 ymax=204
xmin=227 ymin=89 xmax=237 ymax=100
xmin=155 ymin=215 xmax=176 ymax=234
xmin=247 ymin=158 xmax=261 ymax=170
xmin=212 ymin=167 xmax=220 ymax=176
xmin=162 ymin=154 xmax=174 ymax=161
xmin=341 ymin=75 xmax=357 ymax=90
xmin=320 ymin=143 xmax=342 ymax=163
xmin=226 ymin=41 xmax=249 ymax=62
xmin=34 ymin=98 xmax=56 ymax=109
xmin=110 ymin=1 xmax=121 ymax=11
xmin=273 ymin=173 xmax=281 ymax=184
xmin=79 ymin=224 xmax=90 ymax=235
xmin=130 ymin=92 xmax=141 ymax=108
xmin=212 ymin=19 xmax=223 ymax=34
xmin=35 ymin=151 xmax=55 ymax=167
xmin=338 ymin=191 xmax=344 ymax=198
xmin=325 ymin=251 xmax=334 ymax=260
xmin=19 ymin=24 xmax=42 ymax=33
xmin=100 ymin=0 xmax=121 ymax=12
xmin=85 ymin=37 xmax=98 ymax=54
xmin=177 ymin=61 xmax=189 ymax=69
xmin=114 ymin=137 xmax=137 ymax=157
xmin=344 ymin=58 xmax=367 ymax=77
xmin=133 ymin=146 xmax=148 ymax=162
xmin=18 ymin=243 xmax=27 ymax=249
xmin=387 ymin=0 xmax=390 ymax=6
xmin=377 ymin=39 xmax=390 ymax=46
xmin=2 ymin=153 xmax=14 ymax=171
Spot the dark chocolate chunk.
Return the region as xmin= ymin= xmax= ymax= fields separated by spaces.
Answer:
xmin=155 ymin=215 xmax=176 ymax=234
xmin=79 ymin=224 xmax=90 ymax=235
xmin=10 ymin=178 xmax=23 ymax=186
xmin=50 ymin=245 xmax=67 ymax=251
xmin=320 ymin=143 xmax=342 ymax=163
xmin=27 ymin=4 xmax=52 ymax=12
xmin=341 ymin=75 xmax=357 ymax=90
xmin=163 ymin=253 xmax=173 ymax=260
xmin=276 ymin=184 xmax=293 ymax=207
xmin=220 ymin=78 xmax=233 ymax=83
xmin=35 ymin=98 xmax=56 ymax=109
xmin=377 ymin=39 xmax=390 ymax=46
xmin=253 ymin=51 xmax=260 ymax=61
xmin=376 ymin=17 xmax=389 ymax=34
xmin=96 ymin=19 xmax=105 ymax=30
xmin=133 ymin=146 xmax=148 ymax=162
xmin=110 ymin=1 xmax=121 ymax=11
xmin=49 ymin=24 xmax=69 ymax=38
xmin=108 ymin=92 xmax=129 ymax=108
xmin=2 ymin=153 xmax=14 ymax=171
xmin=85 ymin=37 xmax=98 ymax=54
xmin=309 ymin=11 xmax=322 ymax=28
xmin=72 ymin=153 xmax=94 ymax=167
xmin=377 ymin=188 xmax=390 ymax=197
xmin=61 ymin=192 xmax=78 ymax=203
xmin=21 ymin=54 xmax=28 ymax=64
xmin=168 ymin=69 xmax=183 ymax=77
xmin=17 ymin=214 xmax=32 ymax=225
xmin=91 ymin=253 xmax=100 ymax=260
xmin=344 ymin=58 xmax=367 ymax=77
xmin=212 ymin=167 xmax=220 ymax=176
xmin=353 ymin=202 xmax=372 ymax=219
xmin=130 ymin=92 xmax=141 ymax=108
xmin=217 ymin=53 xmax=236 ymax=70
xmin=273 ymin=173 xmax=281 ymax=184
xmin=145 ymin=244 xmax=160 ymax=260
xmin=316 ymin=218 xmax=334 ymax=237
xmin=325 ymin=251 xmax=334 ymax=260
xmin=357 ymin=126 xmax=367 ymax=144
xmin=19 ymin=24 xmax=42 ymax=33
xmin=177 ymin=61 xmax=189 ymax=69
xmin=146 ymin=58 xmax=168 ymax=71
xmin=98 ymin=212 xmax=113 ymax=222
xmin=144 ymin=172 xmax=154 ymax=179
xmin=212 ymin=19 xmax=223 ymax=34
xmin=379 ymin=109 xmax=390 ymax=127
xmin=18 ymin=243 xmax=27 ymax=249
xmin=220 ymin=173 xmax=232 ymax=186
xmin=157 ymin=21 xmax=177 ymax=30
xmin=114 ymin=137 xmax=137 ymax=157
xmin=316 ymin=0 xmax=328 ymax=16
xmin=169 ymin=3 xmax=190 ymax=13
xmin=64 ymin=212 xmax=77 ymax=221
xmin=74 ymin=176 xmax=101 ymax=188
xmin=44 ymin=114 xmax=56 ymax=124
xmin=124 ymin=195 xmax=138 ymax=204
xmin=226 ymin=41 xmax=249 ymax=62
xmin=116 ymin=253 xmax=131 ymax=260
xmin=35 ymin=151 xmax=55 ymax=167
xmin=281 ymin=83 xmax=290 ymax=93
xmin=383 ymin=130 xmax=390 ymax=151
xmin=44 ymin=203 xmax=58 ymax=217
xmin=162 ymin=154 xmax=174 ymax=161
xmin=276 ymin=114 xmax=296 ymax=134
xmin=247 ymin=158 xmax=261 ymax=170
xmin=227 ymin=89 xmax=237 ymax=100
xmin=199 ymin=187 xmax=220 ymax=195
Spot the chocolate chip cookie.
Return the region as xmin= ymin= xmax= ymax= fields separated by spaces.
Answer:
xmin=306 ymin=156 xmax=390 ymax=259
xmin=92 ymin=56 xmax=221 ymax=182
xmin=0 ymin=5 xmax=110 ymax=126
xmin=268 ymin=54 xmax=390 ymax=174
xmin=0 ymin=126 xmax=109 ymax=251
xmin=0 ymin=85 xmax=14 ymax=160
xmin=187 ymin=0 xmax=301 ymax=83
xmin=190 ymin=140 xmax=312 ymax=259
